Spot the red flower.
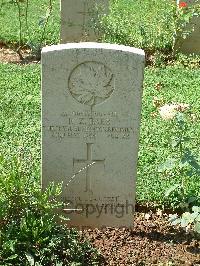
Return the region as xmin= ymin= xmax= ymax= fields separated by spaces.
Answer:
xmin=179 ymin=1 xmax=188 ymax=8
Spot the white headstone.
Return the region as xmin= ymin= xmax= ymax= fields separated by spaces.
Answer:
xmin=42 ymin=43 xmax=145 ymax=228
xmin=60 ymin=0 xmax=109 ymax=43
xmin=174 ymin=0 xmax=200 ymax=54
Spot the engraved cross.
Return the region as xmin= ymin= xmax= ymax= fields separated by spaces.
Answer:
xmin=77 ymin=2 xmax=93 ymax=32
xmin=73 ymin=143 xmax=105 ymax=193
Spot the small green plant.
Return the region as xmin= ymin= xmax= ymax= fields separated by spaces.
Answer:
xmin=158 ymin=108 xmax=200 ymax=209
xmin=157 ymin=104 xmax=200 ymax=234
xmin=0 ymin=154 xmax=101 ymax=265
xmin=169 ymin=206 xmax=200 ymax=234
xmin=16 ymin=0 xmax=53 ymax=59
xmin=27 ymin=0 xmax=53 ymax=59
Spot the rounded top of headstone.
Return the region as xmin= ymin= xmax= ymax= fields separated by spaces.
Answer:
xmin=42 ymin=42 xmax=145 ymax=57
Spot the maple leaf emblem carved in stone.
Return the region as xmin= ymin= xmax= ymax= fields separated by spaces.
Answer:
xmin=68 ymin=61 xmax=114 ymax=106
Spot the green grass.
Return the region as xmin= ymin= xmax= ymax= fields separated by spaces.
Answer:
xmin=1 ymin=63 xmax=199 ymax=208
xmin=138 ymin=65 xmax=200 ymax=207
xmin=0 ymin=63 xmax=41 ymax=180
xmin=0 ymin=0 xmax=60 ymax=46
xmin=0 ymin=0 xmax=175 ymax=53
xmin=102 ymin=0 xmax=175 ymax=52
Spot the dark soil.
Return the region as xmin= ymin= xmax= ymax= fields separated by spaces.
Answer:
xmin=0 ymin=43 xmax=39 ymax=64
xmin=81 ymin=211 xmax=200 ymax=265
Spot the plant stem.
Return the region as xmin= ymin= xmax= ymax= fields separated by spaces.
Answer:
xmin=40 ymin=0 xmax=53 ymax=45
xmin=16 ymin=0 xmax=24 ymax=60
xmin=25 ymin=0 xmax=31 ymax=42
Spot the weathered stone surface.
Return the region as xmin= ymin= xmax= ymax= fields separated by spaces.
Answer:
xmin=42 ymin=43 xmax=145 ymax=228
xmin=174 ymin=0 xmax=200 ymax=54
xmin=60 ymin=0 xmax=109 ymax=43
